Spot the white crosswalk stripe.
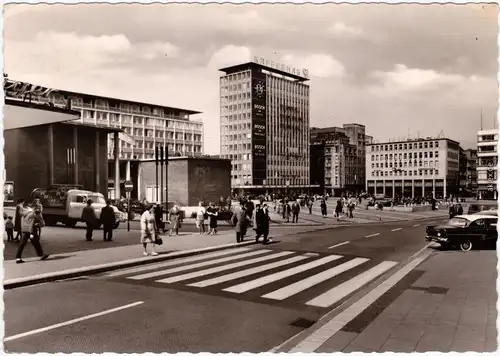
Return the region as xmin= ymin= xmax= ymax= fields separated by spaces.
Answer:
xmin=156 ymin=251 xmax=296 ymax=284
xmin=112 ymin=248 xmax=400 ymax=309
xmin=306 ymin=260 xmax=398 ymax=308
xmin=222 ymin=255 xmax=342 ymax=294
xmin=261 ymin=257 xmax=369 ymax=301
xmin=128 ymin=249 xmax=271 ymax=280
xmin=107 ymin=247 xmax=252 ymax=277
xmin=188 ymin=255 xmax=311 ymax=288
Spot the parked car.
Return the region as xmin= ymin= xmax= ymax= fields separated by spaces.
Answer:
xmin=473 ymin=210 xmax=497 ymax=217
xmin=425 ymin=214 xmax=498 ymax=251
xmin=468 ymin=203 xmax=498 ymax=215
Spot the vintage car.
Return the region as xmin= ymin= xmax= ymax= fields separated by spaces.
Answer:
xmin=425 ymin=214 xmax=498 ymax=251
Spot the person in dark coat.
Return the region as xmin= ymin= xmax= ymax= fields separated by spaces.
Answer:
xmin=261 ymin=204 xmax=271 ymax=244
xmin=335 ymin=200 xmax=343 ymax=220
xmin=81 ymin=199 xmax=97 ymax=241
xmin=457 ymin=203 xmax=464 ymax=216
xmin=449 ymin=204 xmax=456 ymax=219
xmin=320 ymin=200 xmax=327 ymax=217
xmin=154 ymin=204 xmax=164 ymax=233
xmin=231 ymin=205 xmax=247 ymax=243
xmin=307 ymin=199 xmax=313 ymax=214
xmin=101 ymin=200 xmax=116 ymax=241
xmin=254 ymin=205 xmax=264 ymax=241
xmin=14 ymin=198 xmax=25 ymax=241
xmin=291 ymin=201 xmax=300 ymax=223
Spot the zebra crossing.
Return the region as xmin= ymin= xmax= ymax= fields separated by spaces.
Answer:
xmin=104 ymin=247 xmax=398 ymax=309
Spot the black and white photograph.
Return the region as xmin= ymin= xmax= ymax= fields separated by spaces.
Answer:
xmin=2 ymin=2 xmax=498 ymax=353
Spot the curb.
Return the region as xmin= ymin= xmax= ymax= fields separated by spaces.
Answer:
xmin=3 ymin=240 xmax=257 ymax=290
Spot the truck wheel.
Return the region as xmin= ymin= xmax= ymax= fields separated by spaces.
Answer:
xmin=460 ymin=240 xmax=473 ymax=252
xmin=65 ymin=221 xmax=77 ymax=228
xmin=113 ymin=223 xmax=120 ymax=229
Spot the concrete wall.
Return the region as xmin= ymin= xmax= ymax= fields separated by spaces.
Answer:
xmin=139 ymin=157 xmax=231 ymax=207
xmin=4 ymin=123 xmax=109 ymax=202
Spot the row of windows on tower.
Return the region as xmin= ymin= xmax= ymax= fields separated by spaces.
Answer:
xmin=370 ymin=141 xmax=441 ymax=152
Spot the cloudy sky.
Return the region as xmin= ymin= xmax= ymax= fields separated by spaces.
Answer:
xmin=4 ymin=3 xmax=498 ymax=153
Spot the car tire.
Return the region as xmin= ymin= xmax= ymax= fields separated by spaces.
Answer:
xmin=460 ymin=240 xmax=473 ymax=252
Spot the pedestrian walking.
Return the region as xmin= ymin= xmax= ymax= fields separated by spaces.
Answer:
xmin=167 ymin=204 xmax=182 ymax=236
xmin=207 ymin=202 xmax=219 ymax=235
xmin=307 ymin=199 xmax=313 ymax=214
xmin=231 ymin=204 xmax=247 ymax=243
xmin=320 ymin=199 xmax=327 ymax=217
xmin=5 ymin=216 xmax=14 ymax=242
xmin=457 ymin=203 xmax=464 ymax=216
xmin=284 ymin=202 xmax=291 ymax=223
xmin=335 ymin=200 xmax=343 ymax=220
xmin=32 ymin=198 xmax=44 ymax=238
xmin=101 ymin=200 xmax=116 ymax=241
xmin=449 ymin=204 xmax=456 ymax=219
xmin=261 ymin=204 xmax=271 ymax=244
xmin=15 ymin=202 xmax=49 ymax=263
xmin=81 ymin=199 xmax=97 ymax=241
xmin=291 ymin=201 xmax=300 ymax=223
xmin=348 ymin=202 xmax=355 ymax=219
xmin=154 ymin=204 xmax=164 ymax=234
xmin=140 ymin=204 xmax=158 ymax=256
xmin=14 ymin=198 xmax=24 ymax=241
xmin=254 ymin=204 xmax=263 ymax=241
xmin=196 ymin=202 xmax=207 ymax=235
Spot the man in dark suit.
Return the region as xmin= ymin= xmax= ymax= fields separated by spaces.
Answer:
xmin=81 ymin=199 xmax=97 ymax=241
xmin=101 ymin=200 xmax=116 ymax=241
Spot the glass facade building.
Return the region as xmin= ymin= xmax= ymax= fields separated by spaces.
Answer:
xmin=219 ymin=61 xmax=310 ymax=193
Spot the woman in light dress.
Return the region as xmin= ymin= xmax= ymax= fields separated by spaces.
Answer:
xmin=196 ymin=202 xmax=207 ymax=235
xmin=140 ymin=204 xmax=158 ymax=256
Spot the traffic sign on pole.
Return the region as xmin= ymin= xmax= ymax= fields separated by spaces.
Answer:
xmin=124 ymin=180 xmax=133 ymax=192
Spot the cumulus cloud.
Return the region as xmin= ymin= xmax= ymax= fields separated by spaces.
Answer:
xmin=281 ymin=53 xmax=345 ymax=78
xmin=367 ymin=64 xmax=472 ymax=97
xmin=328 ymin=22 xmax=364 ymax=36
xmin=138 ymin=41 xmax=181 ymax=60
xmin=207 ymin=45 xmax=251 ymax=68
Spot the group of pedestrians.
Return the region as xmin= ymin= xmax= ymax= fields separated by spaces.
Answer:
xmin=81 ymin=199 xmax=116 ymax=241
xmin=195 ymin=202 xmax=219 ymax=235
xmin=9 ymin=198 xmax=49 ymax=264
xmin=230 ymin=201 xmax=272 ymax=244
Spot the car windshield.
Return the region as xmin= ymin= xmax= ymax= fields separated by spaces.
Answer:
xmin=448 ymin=218 xmax=469 ymax=227
xmin=89 ymin=195 xmax=106 ymax=205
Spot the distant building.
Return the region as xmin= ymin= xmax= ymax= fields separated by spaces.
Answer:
xmin=465 ymin=149 xmax=478 ymax=195
xmin=310 ymin=124 xmax=371 ymax=196
xmin=219 ymin=59 xmax=311 ymax=195
xmin=4 ymin=78 xmax=204 ymax=199
xmin=476 ymin=129 xmax=498 ymax=200
xmin=365 ymin=137 xmax=461 ymax=199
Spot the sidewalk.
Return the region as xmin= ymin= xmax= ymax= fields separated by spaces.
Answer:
xmin=3 ymin=223 xmax=328 ymax=288
xmin=296 ymin=248 xmax=497 ymax=353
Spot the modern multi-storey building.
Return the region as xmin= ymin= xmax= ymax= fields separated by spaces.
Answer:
xmin=4 ymin=78 xmax=204 ymax=198
xmin=464 ymin=148 xmax=478 ymax=195
xmin=219 ymin=58 xmax=311 ymax=195
xmin=365 ymin=137 xmax=461 ymax=199
xmin=476 ymin=129 xmax=498 ymax=200
xmin=310 ymin=124 xmax=372 ymax=196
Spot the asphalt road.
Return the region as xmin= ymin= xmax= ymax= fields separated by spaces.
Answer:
xmin=3 ymin=222 xmax=232 ymax=261
xmin=4 ymin=216 xmax=449 ymax=353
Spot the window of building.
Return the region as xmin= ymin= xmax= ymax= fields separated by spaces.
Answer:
xmin=435 ymin=151 xmax=439 ymax=158
xmin=429 ymin=152 xmax=433 ymax=158
xmin=424 ymin=142 xmax=428 ymax=149
xmin=424 ymin=152 xmax=428 ymax=158
xmin=419 ymin=143 xmax=423 ymax=149
xmin=435 ymin=141 xmax=439 ymax=147
xmin=409 ymin=171 xmax=412 ymax=176
xmin=429 ymin=142 xmax=433 ymax=148
xmin=404 ymin=143 xmax=408 ymax=150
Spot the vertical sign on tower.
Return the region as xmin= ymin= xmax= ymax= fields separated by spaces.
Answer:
xmin=251 ymin=68 xmax=267 ymax=186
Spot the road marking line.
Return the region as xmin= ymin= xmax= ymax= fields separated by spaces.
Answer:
xmin=4 ymin=301 xmax=144 ymax=342
xmin=364 ymin=233 xmax=380 ymax=238
xmin=262 ymin=258 xmax=369 ymax=301
xmin=223 ymin=255 xmax=342 ymax=294
xmin=306 ymin=261 xmax=398 ymax=308
xmin=391 ymin=228 xmax=403 ymax=232
xmin=327 ymin=241 xmax=350 ymax=249
xmin=413 ymin=224 xmax=420 ymax=227
xmin=156 ymin=251 xmax=295 ymax=284
xmin=289 ymin=253 xmax=430 ymax=352
xmin=107 ymin=247 xmax=251 ymax=277
xmin=128 ymin=250 xmax=270 ymax=280
xmin=188 ymin=255 xmax=310 ymax=288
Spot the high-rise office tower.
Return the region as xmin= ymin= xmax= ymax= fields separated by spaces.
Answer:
xmin=219 ymin=57 xmax=311 ymax=195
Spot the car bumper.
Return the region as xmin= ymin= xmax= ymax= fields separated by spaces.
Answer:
xmin=427 ymin=235 xmax=448 ymax=243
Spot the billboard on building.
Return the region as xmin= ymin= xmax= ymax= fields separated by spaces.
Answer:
xmin=251 ymin=68 xmax=267 ymax=185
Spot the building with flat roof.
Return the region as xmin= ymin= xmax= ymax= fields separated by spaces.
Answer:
xmin=366 ymin=137 xmax=461 ymax=199
xmin=310 ymin=124 xmax=372 ymax=196
xmin=476 ymin=129 xmax=497 ymax=200
xmin=219 ymin=57 xmax=311 ymax=195
xmin=4 ymin=77 xmax=204 ymax=199
xmin=4 ymin=99 xmax=119 ymax=202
